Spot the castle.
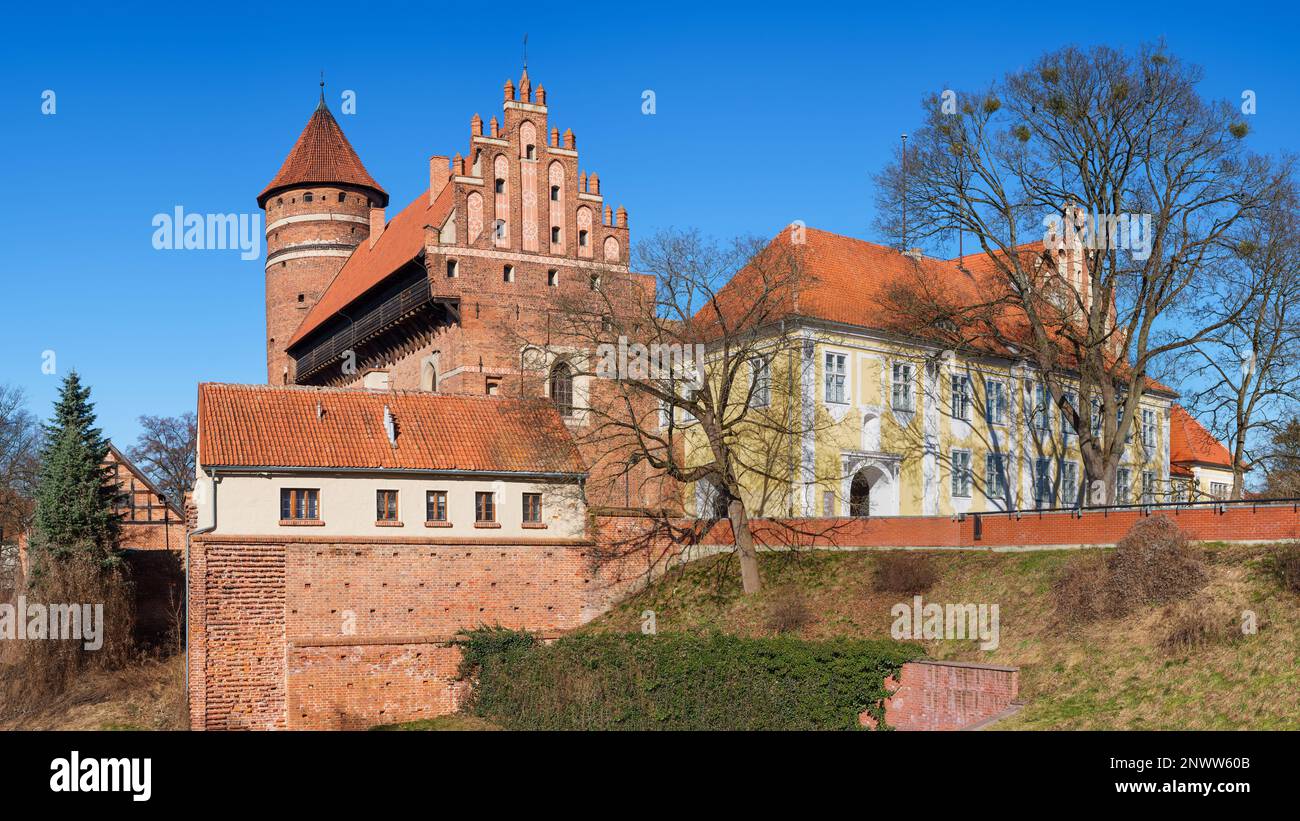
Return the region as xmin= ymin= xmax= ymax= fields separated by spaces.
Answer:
xmin=257 ymin=73 xmax=662 ymax=509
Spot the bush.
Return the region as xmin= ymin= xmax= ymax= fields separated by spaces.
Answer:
xmin=872 ymin=552 xmax=938 ymax=594
xmin=1 ymin=552 xmax=136 ymax=718
xmin=1263 ymin=544 xmax=1300 ymax=595
xmin=450 ymin=625 xmax=538 ymax=679
xmin=1160 ymin=604 xmax=1235 ymax=654
xmin=463 ymin=631 xmax=920 ymax=730
xmin=1053 ymin=515 xmax=1206 ymax=624
xmin=764 ymin=586 xmax=814 ymax=634
xmin=1104 ymin=515 xmax=1206 ymax=613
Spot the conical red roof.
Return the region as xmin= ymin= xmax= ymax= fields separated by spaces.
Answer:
xmin=257 ymin=100 xmax=387 ymax=207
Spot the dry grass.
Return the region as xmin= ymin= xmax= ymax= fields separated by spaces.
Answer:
xmin=0 ymin=654 xmax=186 ymax=730
xmin=586 ymin=542 xmax=1300 ymax=729
xmin=871 ymin=552 xmax=938 ymax=595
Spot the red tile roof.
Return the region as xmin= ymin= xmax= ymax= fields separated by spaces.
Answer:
xmin=703 ymin=226 xmax=1177 ymax=395
xmin=197 ymin=383 xmax=586 ymax=476
xmin=288 ymin=185 xmax=453 ymax=348
xmin=1170 ymin=404 xmax=1234 ymax=469
xmin=258 ymin=101 xmax=387 ymax=208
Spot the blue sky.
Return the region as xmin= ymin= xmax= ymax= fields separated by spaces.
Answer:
xmin=2 ymin=0 xmax=1298 ymax=444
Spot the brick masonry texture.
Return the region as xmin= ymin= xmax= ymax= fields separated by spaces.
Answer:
xmin=189 ymin=504 xmax=1297 ymax=730
xmin=860 ymin=661 xmax=1020 ymax=731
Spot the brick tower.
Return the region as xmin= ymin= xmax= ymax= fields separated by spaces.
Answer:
xmin=258 ymin=87 xmax=387 ymax=384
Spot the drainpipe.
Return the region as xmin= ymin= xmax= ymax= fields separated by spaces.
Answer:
xmin=184 ymin=471 xmax=220 ymax=716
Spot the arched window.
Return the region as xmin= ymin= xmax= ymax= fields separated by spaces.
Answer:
xmin=550 ymin=361 xmax=574 ymax=417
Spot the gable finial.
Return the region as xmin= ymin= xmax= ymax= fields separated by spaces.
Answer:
xmin=318 ymin=70 xmax=325 ymax=107
xmin=523 ymin=33 xmax=528 ymax=72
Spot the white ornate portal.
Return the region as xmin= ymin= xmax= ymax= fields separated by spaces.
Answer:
xmin=841 ymin=451 xmax=903 ymax=516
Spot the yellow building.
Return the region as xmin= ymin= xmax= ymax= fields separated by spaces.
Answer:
xmin=682 ymin=228 xmax=1186 ymax=518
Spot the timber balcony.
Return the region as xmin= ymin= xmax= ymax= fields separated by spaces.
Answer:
xmin=291 ymin=278 xmax=459 ymax=384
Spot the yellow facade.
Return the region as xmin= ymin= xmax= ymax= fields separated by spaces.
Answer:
xmin=683 ymin=323 xmax=1175 ymax=518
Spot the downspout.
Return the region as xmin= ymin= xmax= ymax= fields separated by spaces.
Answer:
xmin=185 ymin=471 xmax=220 ymax=717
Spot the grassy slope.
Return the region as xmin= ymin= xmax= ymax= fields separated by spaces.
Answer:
xmin=583 ymin=545 xmax=1300 ymax=729
xmin=0 ymin=655 xmax=187 ymax=730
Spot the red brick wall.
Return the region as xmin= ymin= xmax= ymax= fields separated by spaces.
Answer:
xmin=860 ymin=660 xmax=1020 ymax=731
xmin=189 ymin=505 xmax=1296 ymax=730
xmin=188 ymin=531 xmax=659 ymax=730
xmin=693 ymin=503 xmax=1300 ymax=550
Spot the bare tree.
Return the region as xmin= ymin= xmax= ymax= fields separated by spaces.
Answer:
xmin=514 ymin=228 xmax=831 ymax=594
xmin=874 ymin=43 xmax=1284 ymax=503
xmin=0 ymin=384 xmax=41 ymax=546
xmin=1174 ymin=174 xmax=1300 ymax=497
xmin=128 ymin=412 xmax=196 ymax=510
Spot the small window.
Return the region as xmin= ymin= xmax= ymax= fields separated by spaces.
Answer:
xmin=951 ymin=450 xmax=972 ymax=498
xmin=525 ymin=145 xmax=536 ymax=160
xmin=547 ymin=269 xmax=558 ymax=287
xmin=475 ymin=491 xmax=496 ymax=523
xmin=750 ymin=357 xmax=771 ymax=407
xmin=589 ymin=273 xmax=600 ymax=290
xmin=1116 ymin=468 xmax=1132 ymax=503
xmin=376 ymin=490 xmax=399 ymax=522
xmin=1062 ymin=462 xmax=1080 ymax=506
xmin=1141 ymin=470 xmax=1157 ymax=504
xmin=503 ymin=265 xmax=515 ymax=283
xmin=578 ymin=230 xmax=589 ymax=247
xmin=337 ymin=192 xmax=346 ymax=202
xmin=523 ymin=492 xmax=542 ymax=523
xmin=985 ymin=454 xmax=1006 ymax=502
xmin=495 ymin=178 xmax=505 ymax=194
xmin=297 ymin=293 xmax=305 ymax=303
xmin=891 ymin=362 xmax=914 ymax=412
xmin=446 ymin=259 xmax=459 ymax=278
xmin=304 ymin=192 xmax=314 ymax=203
xmin=550 ymin=361 xmax=574 ymax=416
xmin=486 ymin=377 xmax=501 ymax=396
xmin=551 ymin=226 xmax=561 ymax=244
xmin=550 ymin=185 xmax=560 ymax=201
xmin=1033 ymin=458 xmax=1052 ymax=508
xmin=824 ymin=352 xmax=847 ymax=404
xmin=1141 ymin=408 xmax=1157 ymax=448
xmin=426 ymin=491 xmax=447 ymax=522
xmin=950 ymin=375 xmax=971 ymax=421
xmin=280 ymin=488 xmax=319 ymax=521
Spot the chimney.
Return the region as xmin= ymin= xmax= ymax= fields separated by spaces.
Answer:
xmin=369 ymin=206 xmax=386 ymax=247
xmin=429 ymin=155 xmax=450 ymax=203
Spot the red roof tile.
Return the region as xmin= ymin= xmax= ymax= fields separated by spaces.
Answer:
xmin=1170 ymin=404 xmax=1233 ymax=468
xmin=287 ymin=185 xmax=453 ymax=348
xmin=197 ymin=383 xmax=586 ymax=476
xmin=258 ymin=101 xmax=387 ymax=207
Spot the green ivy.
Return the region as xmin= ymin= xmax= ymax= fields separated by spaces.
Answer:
xmin=462 ymin=630 xmax=920 ymax=731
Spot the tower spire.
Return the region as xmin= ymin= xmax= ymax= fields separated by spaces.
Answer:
xmin=523 ymin=33 xmax=528 ymax=71
xmin=318 ymin=70 xmax=325 ymax=108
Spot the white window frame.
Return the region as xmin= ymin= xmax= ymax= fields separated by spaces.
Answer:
xmin=1033 ymin=457 xmax=1053 ymax=508
xmin=1061 ymin=391 xmax=1077 ymax=441
xmin=1028 ymin=380 xmax=1051 ymax=434
xmin=985 ymin=453 xmax=1007 ymax=502
xmin=824 ymin=351 xmax=849 ymax=405
xmin=1140 ymin=408 xmax=1157 ymax=449
xmin=950 ymin=449 xmax=972 ymax=498
xmin=1141 ymin=469 xmax=1157 ymax=504
xmin=1062 ymin=461 xmax=1080 ymax=507
xmin=985 ymin=378 xmax=1007 ymax=426
xmin=1116 ymin=467 xmax=1132 ymax=504
xmin=750 ymin=356 xmax=771 ymax=408
xmin=950 ymin=374 xmax=972 ymax=421
xmin=891 ymin=361 xmax=915 ymax=413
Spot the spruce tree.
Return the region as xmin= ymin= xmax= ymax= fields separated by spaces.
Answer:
xmin=31 ymin=370 xmax=121 ymax=564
